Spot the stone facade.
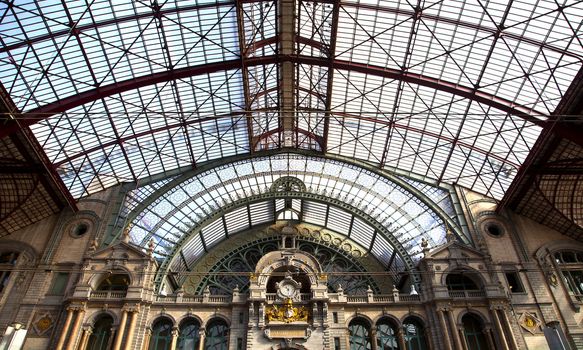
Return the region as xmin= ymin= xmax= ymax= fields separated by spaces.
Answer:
xmin=0 ymin=187 xmax=583 ymax=350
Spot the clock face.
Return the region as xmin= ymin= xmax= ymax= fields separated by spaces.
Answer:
xmin=280 ymin=282 xmax=296 ymax=297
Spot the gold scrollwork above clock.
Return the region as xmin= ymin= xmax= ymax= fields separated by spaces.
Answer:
xmin=266 ymin=298 xmax=309 ymax=323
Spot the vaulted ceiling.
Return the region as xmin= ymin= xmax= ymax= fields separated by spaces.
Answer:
xmin=0 ymin=0 xmax=582 ymax=237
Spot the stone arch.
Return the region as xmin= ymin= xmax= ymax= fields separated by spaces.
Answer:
xmin=535 ymin=239 xmax=583 ymax=261
xmin=401 ymin=313 xmax=427 ymax=327
xmin=253 ymin=249 xmax=323 ymax=289
xmin=0 ymin=239 xmax=39 ymax=264
xmin=375 ymin=314 xmax=402 ymax=328
xmin=86 ymin=309 xmax=119 ymax=326
xmin=202 ymin=314 xmax=231 ymax=329
xmin=88 ymin=267 xmax=133 ymax=290
xmin=441 ymin=265 xmax=486 ymax=289
xmin=346 ymin=314 xmax=374 ymax=327
xmin=176 ymin=314 xmax=203 ymax=328
xmin=148 ymin=314 xmax=176 ymax=328
xmin=458 ymin=310 xmax=489 ymax=326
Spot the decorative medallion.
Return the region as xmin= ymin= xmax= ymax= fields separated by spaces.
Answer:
xmin=519 ymin=312 xmax=541 ymax=334
xmin=265 ymin=299 xmax=309 ymax=323
xmin=33 ymin=313 xmax=54 ymax=335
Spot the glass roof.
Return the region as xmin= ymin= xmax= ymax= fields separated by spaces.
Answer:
xmin=1 ymin=0 xmax=582 ymax=198
xmin=122 ymin=153 xmax=467 ymax=275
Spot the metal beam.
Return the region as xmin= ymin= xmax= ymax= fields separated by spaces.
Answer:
xmin=280 ymin=0 xmax=296 ymax=141
xmin=0 ymin=2 xmax=237 ymax=54
xmin=7 ymin=55 xmax=583 ymax=145
xmin=321 ymin=0 xmax=340 ymax=151
xmin=4 ymin=1 xmax=577 ymax=61
xmin=339 ymin=2 xmax=582 ymax=60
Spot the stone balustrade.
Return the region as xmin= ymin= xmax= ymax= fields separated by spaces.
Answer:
xmin=89 ymin=290 xmax=127 ymax=299
xmin=150 ymin=292 xmax=421 ymax=304
xmin=447 ymin=290 xmax=486 ymax=298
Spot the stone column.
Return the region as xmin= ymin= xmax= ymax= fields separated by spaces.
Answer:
xmin=500 ymin=308 xmax=519 ymax=350
xmin=142 ymin=328 xmax=152 ymax=350
xmin=78 ymin=327 xmax=93 ymax=350
xmin=424 ymin=327 xmax=434 ymax=350
xmin=446 ymin=309 xmax=463 ymax=350
xmin=170 ymin=327 xmax=179 ymax=350
xmin=112 ymin=309 xmax=129 ymax=350
xmin=437 ymin=308 xmax=453 ymax=350
xmin=484 ymin=328 xmax=495 ymax=350
xmin=56 ymin=307 xmax=74 ymax=350
xmin=397 ymin=328 xmax=406 ymax=350
xmin=458 ymin=328 xmax=468 ymax=350
xmin=123 ymin=306 xmax=140 ymax=350
xmin=198 ymin=329 xmax=206 ymax=350
xmin=369 ymin=327 xmax=377 ymax=350
xmin=65 ymin=307 xmax=86 ymax=350
xmin=491 ymin=307 xmax=509 ymax=350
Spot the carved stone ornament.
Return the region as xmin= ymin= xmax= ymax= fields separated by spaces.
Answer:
xmin=518 ymin=312 xmax=541 ymax=334
xmin=548 ymin=273 xmax=559 ymax=287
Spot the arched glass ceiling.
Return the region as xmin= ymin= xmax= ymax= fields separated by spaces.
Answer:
xmin=1 ymin=0 xmax=582 ymax=201
xmin=124 ymin=153 xmax=468 ymax=274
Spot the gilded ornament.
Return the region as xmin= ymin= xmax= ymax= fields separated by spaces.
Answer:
xmin=36 ymin=316 xmax=52 ymax=332
xmin=265 ymin=299 xmax=309 ymax=323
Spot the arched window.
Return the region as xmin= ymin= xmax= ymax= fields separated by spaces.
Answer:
xmin=149 ymin=318 xmax=174 ymax=350
xmin=87 ymin=315 xmax=113 ymax=350
xmin=554 ymin=250 xmax=583 ymax=298
xmin=0 ymin=251 xmax=19 ymax=293
xmin=349 ymin=318 xmax=372 ymax=350
xmin=462 ymin=314 xmax=488 ymax=350
xmin=376 ymin=318 xmax=399 ymax=350
xmin=446 ymin=272 xmax=479 ymax=291
xmin=204 ymin=319 xmax=229 ymax=350
xmin=402 ymin=317 xmax=427 ymax=350
xmin=97 ymin=273 xmax=130 ymax=291
xmin=178 ymin=319 xmax=201 ymax=350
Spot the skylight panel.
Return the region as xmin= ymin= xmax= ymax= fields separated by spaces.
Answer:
xmin=181 ymin=234 xmax=205 ymax=266
xmin=225 ymin=206 xmax=250 ymax=234
xmin=370 ymin=234 xmax=395 ymax=267
xmin=327 ymin=206 xmax=351 ymax=236
xmin=202 ymin=217 xmax=226 ymax=248
xmin=351 ymin=217 xmax=375 ymax=249
xmin=250 ymin=201 xmax=274 ymax=226
xmin=304 ymin=201 xmax=327 ymax=226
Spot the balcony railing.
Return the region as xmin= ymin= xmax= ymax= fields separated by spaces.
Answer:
xmin=265 ymin=293 xmax=312 ymax=302
xmin=156 ymin=294 xmax=232 ymax=303
xmin=448 ymin=290 xmax=486 ymax=298
xmin=90 ymin=290 xmax=127 ymax=299
xmin=153 ymin=292 xmax=421 ymax=304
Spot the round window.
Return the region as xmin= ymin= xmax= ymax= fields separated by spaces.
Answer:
xmin=70 ymin=221 xmax=91 ymax=238
xmin=482 ymin=220 xmax=505 ymax=238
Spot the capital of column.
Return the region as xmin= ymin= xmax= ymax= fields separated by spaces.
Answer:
xmin=122 ymin=303 xmax=141 ymax=313
xmin=489 ymin=303 xmax=507 ymax=311
xmin=171 ymin=327 xmax=179 ymax=337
